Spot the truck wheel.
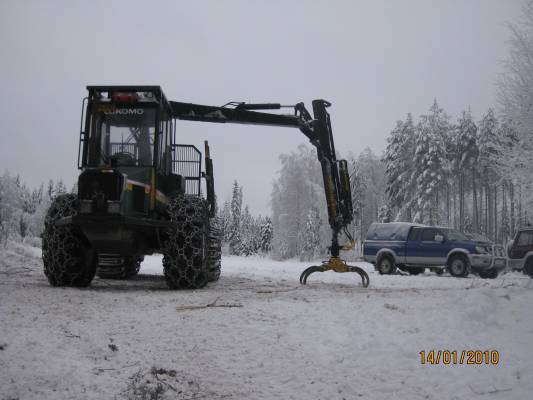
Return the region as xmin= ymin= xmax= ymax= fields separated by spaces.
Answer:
xmin=478 ymin=268 xmax=498 ymax=279
xmin=447 ymin=255 xmax=469 ymax=278
xmin=525 ymin=258 xmax=533 ymax=278
xmin=162 ymin=195 xmax=210 ymax=289
xmin=207 ymin=222 xmax=222 ymax=282
xmin=42 ymin=194 xmax=96 ymax=287
xmin=377 ymin=255 xmax=396 ymax=275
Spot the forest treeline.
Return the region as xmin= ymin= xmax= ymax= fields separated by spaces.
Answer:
xmin=0 ymin=175 xmax=70 ymax=247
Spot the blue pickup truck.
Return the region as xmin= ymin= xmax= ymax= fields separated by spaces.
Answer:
xmin=363 ymin=223 xmax=507 ymax=278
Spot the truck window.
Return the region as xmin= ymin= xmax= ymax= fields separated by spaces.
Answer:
xmin=516 ymin=231 xmax=533 ymax=246
xmin=421 ymin=228 xmax=440 ymax=242
xmin=408 ymin=227 xmax=420 ymax=241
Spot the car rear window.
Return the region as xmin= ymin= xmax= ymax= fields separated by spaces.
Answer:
xmin=365 ymin=223 xmax=413 ymax=241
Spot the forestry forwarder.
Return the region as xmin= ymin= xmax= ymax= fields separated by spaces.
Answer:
xmin=42 ymin=85 xmax=369 ymax=289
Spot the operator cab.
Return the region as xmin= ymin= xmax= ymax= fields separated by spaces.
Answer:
xmin=81 ymin=86 xmax=173 ymax=174
xmin=77 ymin=86 xmax=213 ymax=217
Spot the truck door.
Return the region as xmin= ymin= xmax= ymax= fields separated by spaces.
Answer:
xmin=405 ymin=227 xmax=422 ymax=264
xmin=415 ymin=228 xmax=449 ymax=266
xmin=510 ymin=230 xmax=533 ymax=260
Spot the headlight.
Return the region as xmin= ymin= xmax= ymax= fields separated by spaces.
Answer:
xmin=475 ymin=246 xmax=489 ymax=254
xmin=107 ymin=202 xmax=121 ymax=214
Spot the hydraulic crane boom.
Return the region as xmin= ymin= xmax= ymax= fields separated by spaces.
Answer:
xmin=169 ymin=99 xmax=369 ymax=287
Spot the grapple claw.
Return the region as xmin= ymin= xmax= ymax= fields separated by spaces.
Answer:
xmin=348 ymin=265 xmax=370 ymax=288
xmin=299 ymin=257 xmax=370 ymax=287
xmin=299 ymin=266 xmax=325 ymax=284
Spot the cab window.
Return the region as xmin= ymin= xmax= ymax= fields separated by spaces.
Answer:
xmin=516 ymin=231 xmax=533 ymax=246
xmin=87 ymin=106 xmax=156 ymax=167
xmin=421 ymin=228 xmax=443 ymax=242
xmin=408 ymin=227 xmax=420 ymax=241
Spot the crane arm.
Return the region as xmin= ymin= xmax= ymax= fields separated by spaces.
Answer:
xmin=169 ymin=99 xmax=351 ymax=233
xmin=169 ymin=98 xmax=367 ymax=286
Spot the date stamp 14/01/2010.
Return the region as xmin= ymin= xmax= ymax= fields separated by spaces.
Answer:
xmin=419 ymin=350 xmax=499 ymax=365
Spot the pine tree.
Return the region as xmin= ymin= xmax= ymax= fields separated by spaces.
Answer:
xmin=218 ymin=200 xmax=232 ymax=243
xmin=54 ymin=180 xmax=67 ymax=196
xmin=411 ymin=100 xmax=449 ymax=225
xmin=229 ymin=181 xmax=242 ymax=255
xmin=239 ymin=206 xmax=254 ymax=256
xmin=454 ymin=109 xmax=479 ymax=232
xmin=378 ymin=204 xmax=392 ymax=223
xmin=260 ymin=217 xmax=273 ymax=253
xmin=478 ymin=109 xmax=500 ymax=239
xmin=383 ymin=114 xmax=416 ymax=220
xmin=47 ymin=180 xmax=54 ymax=199
xmin=300 ymin=207 xmax=321 ymax=261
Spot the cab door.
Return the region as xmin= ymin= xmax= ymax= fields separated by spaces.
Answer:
xmin=415 ymin=228 xmax=450 ymax=266
xmin=405 ymin=227 xmax=422 ymax=264
xmin=510 ymin=230 xmax=533 ymax=259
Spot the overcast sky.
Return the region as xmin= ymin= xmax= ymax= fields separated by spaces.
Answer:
xmin=0 ymin=0 xmax=522 ymax=215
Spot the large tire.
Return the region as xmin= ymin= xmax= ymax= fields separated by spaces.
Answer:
xmin=42 ymin=194 xmax=96 ymax=287
xmin=447 ymin=255 xmax=470 ymax=278
xmin=524 ymin=258 xmax=533 ymax=278
xmin=377 ymin=255 xmax=396 ymax=275
xmin=126 ymin=255 xmax=143 ymax=277
xmin=162 ymin=195 xmax=210 ymax=289
xmin=207 ymin=221 xmax=222 ymax=282
xmin=478 ymin=268 xmax=498 ymax=279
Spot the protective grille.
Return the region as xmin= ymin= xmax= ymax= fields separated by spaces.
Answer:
xmin=78 ymin=170 xmax=123 ymax=201
xmin=172 ymin=145 xmax=202 ymax=196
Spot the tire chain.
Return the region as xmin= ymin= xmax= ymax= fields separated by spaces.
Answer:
xmin=42 ymin=194 xmax=95 ymax=287
xmin=162 ymin=195 xmax=211 ymax=289
xmin=207 ymin=218 xmax=222 ymax=282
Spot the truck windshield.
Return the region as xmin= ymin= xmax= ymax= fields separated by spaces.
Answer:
xmin=87 ymin=106 xmax=156 ymax=167
xmin=442 ymin=229 xmax=467 ymax=241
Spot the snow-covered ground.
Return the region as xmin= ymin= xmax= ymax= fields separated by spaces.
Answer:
xmin=1 ymin=243 xmax=532 ymax=399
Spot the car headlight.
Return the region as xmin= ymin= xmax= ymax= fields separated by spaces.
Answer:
xmin=475 ymin=246 xmax=489 ymax=254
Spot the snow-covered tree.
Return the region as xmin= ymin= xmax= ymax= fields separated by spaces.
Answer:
xmin=259 ymin=217 xmax=273 ymax=253
xmin=229 ymin=181 xmax=242 ymax=255
xmin=300 ymin=207 xmax=321 ymax=261
xmin=498 ymin=1 xmax=533 ymax=182
xmin=54 ymin=180 xmax=67 ymax=196
xmin=271 ymin=145 xmax=327 ymax=260
xmin=238 ymin=206 xmax=255 ymax=256
xmin=218 ymin=200 xmax=232 ymax=243
xmin=411 ymin=100 xmax=449 ymax=225
xmin=378 ymin=204 xmax=392 ymax=223
xmin=383 ymin=114 xmax=416 ymax=220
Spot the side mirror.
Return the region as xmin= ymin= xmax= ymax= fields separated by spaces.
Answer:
xmin=435 ymin=234 xmax=444 ymax=243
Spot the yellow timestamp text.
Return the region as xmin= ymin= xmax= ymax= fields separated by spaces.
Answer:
xmin=419 ymin=350 xmax=499 ymax=365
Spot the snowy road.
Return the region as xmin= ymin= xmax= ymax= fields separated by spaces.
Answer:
xmin=1 ymin=244 xmax=532 ymax=399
